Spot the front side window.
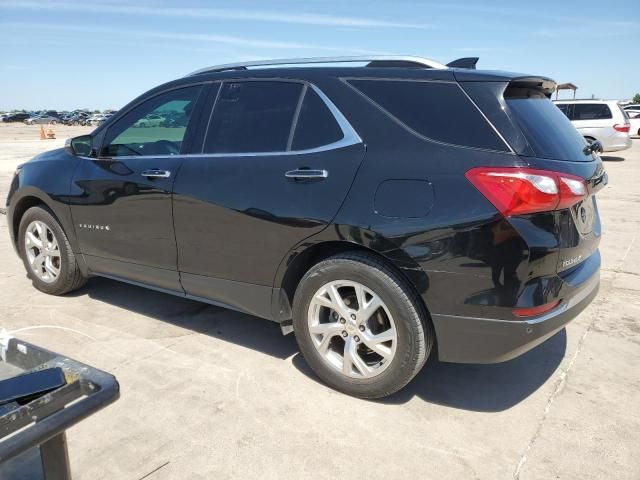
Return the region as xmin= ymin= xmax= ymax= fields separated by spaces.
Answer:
xmin=572 ymin=103 xmax=612 ymax=120
xmin=101 ymin=85 xmax=202 ymax=157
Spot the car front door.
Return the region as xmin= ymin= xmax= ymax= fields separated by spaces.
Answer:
xmin=69 ymin=84 xmax=206 ymax=292
xmin=172 ymin=79 xmax=365 ymax=318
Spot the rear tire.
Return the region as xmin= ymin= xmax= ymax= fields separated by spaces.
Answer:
xmin=18 ymin=206 xmax=87 ymax=295
xmin=292 ymin=252 xmax=433 ymax=399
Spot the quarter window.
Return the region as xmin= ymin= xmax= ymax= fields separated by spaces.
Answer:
xmin=101 ymin=85 xmax=202 ymax=157
xmin=291 ymin=88 xmax=344 ymax=150
xmin=348 ymin=79 xmax=508 ymax=151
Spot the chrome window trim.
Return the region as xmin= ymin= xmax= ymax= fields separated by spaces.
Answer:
xmin=101 ymin=78 xmax=362 ymax=160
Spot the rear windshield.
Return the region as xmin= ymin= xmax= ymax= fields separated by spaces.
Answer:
xmin=505 ymin=88 xmax=591 ymax=161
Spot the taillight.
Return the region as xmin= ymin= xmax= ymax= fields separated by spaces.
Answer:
xmin=465 ymin=167 xmax=587 ymax=216
xmin=613 ymin=123 xmax=630 ymax=133
xmin=513 ymin=300 xmax=560 ymax=318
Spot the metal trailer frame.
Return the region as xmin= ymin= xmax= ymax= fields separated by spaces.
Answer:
xmin=0 ymin=335 xmax=119 ymax=480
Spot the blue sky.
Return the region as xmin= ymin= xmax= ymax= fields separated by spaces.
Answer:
xmin=1 ymin=0 xmax=638 ymax=110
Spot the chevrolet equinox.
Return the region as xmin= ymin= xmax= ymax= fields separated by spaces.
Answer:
xmin=7 ymin=56 xmax=605 ymax=398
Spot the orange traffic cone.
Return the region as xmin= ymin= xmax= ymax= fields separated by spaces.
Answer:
xmin=46 ymin=123 xmax=56 ymax=139
xmin=39 ymin=125 xmax=46 ymax=140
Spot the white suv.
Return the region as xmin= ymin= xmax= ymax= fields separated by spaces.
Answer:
xmin=554 ymin=100 xmax=631 ymax=152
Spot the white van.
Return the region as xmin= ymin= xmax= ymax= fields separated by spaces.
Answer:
xmin=553 ymin=100 xmax=631 ymax=152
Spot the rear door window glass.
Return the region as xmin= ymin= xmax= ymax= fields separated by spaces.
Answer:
xmin=572 ymin=103 xmax=612 ymax=120
xmin=347 ymin=79 xmax=508 ymax=151
xmin=204 ymin=81 xmax=303 ymax=154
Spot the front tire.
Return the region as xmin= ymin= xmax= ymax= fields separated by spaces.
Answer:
xmin=18 ymin=206 xmax=87 ymax=295
xmin=292 ymin=252 xmax=433 ymax=399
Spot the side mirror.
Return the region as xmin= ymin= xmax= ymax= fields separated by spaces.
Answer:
xmin=64 ymin=135 xmax=93 ymax=157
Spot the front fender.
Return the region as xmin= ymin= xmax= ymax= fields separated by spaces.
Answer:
xmin=7 ymin=149 xmax=81 ymax=254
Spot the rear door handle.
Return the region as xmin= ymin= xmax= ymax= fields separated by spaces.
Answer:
xmin=284 ymin=169 xmax=329 ymax=179
xmin=141 ymin=169 xmax=171 ymax=179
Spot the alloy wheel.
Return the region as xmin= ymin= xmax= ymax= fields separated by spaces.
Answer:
xmin=24 ymin=220 xmax=61 ymax=284
xmin=307 ymin=280 xmax=397 ymax=378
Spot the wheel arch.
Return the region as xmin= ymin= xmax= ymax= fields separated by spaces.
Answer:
xmin=9 ymin=188 xmax=83 ymax=265
xmin=275 ymin=227 xmax=432 ymax=328
xmin=9 ymin=192 xmax=50 ymax=247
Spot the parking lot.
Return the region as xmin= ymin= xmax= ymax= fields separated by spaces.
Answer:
xmin=0 ymin=122 xmax=638 ymax=479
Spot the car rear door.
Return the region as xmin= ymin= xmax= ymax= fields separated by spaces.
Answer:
xmin=172 ymin=79 xmax=364 ymax=318
xmin=69 ymin=84 xmax=206 ymax=292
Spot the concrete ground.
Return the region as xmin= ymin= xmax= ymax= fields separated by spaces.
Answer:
xmin=0 ymin=122 xmax=638 ymax=479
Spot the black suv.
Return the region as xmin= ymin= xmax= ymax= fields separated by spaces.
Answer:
xmin=7 ymin=56 xmax=605 ymax=398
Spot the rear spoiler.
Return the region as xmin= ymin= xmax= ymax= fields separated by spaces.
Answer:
xmin=447 ymin=57 xmax=479 ymax=69
xmin=506 ymin=77 xmax=557 ymax=98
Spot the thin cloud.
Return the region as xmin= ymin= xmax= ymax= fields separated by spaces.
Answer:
xmin=453 ymin=47 xmax=511 ymax=53
xmin=0 ymin=1 xmax=433 ymax=30
xmin=0 ymin=22 xmax=386 ymax=54
xmin=422 ymin=2 xmax=639 ymax=30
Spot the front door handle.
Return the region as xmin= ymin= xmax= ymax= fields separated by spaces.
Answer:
xmin=284 ymin=169 xmax=329 ymax=180
xmin=141 ymin=169 xmax=171 ymax=179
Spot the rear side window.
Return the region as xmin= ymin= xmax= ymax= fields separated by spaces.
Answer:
xmin=204 ymin=81 xmax=303 ymax=153
xmin=572 ymin=103 xmax=612 ymax=120
xmin=347 ymin=79 xmax=508 ymax=151
xmin=291 ymin=88 xmax=344 ymax=150
xmin=505 ymin=88 xmax=590 ymax=161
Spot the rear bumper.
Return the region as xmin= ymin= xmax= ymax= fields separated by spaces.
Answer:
xmin=602 ymin=134 xmax=631 ymax=152
xmin=432 ymin=270 xmax=599 ymax=364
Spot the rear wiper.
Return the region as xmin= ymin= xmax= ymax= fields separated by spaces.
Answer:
xmin=584 ymin=140 xmax=603 ymax=155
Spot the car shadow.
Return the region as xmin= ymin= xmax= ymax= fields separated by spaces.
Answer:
xmin=600 ymin=155 xmax=625 ymax=162
xmin=72 ymin=277 xmax=566 ymax=412
xmin=71 ymin=277 xmax=298 ymax=360
xmin=290 ymin=328 xmax=566 ymax=412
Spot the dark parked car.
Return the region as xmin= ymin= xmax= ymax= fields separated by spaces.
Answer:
xmin=2 ymin=112 xmax=31 ymax=123
xmin=6 ymin=56 xmax=604 ymax=398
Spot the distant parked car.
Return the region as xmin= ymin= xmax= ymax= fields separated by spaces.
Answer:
xmin=63 ymin=113 xmax=90 ymax=126
xmin=87 ymin=114 xmax=107 ymax=126
xmin=627 ymin=111 xmax=640 ymax=138
xmin=554 ymin=100 xmax=631 ymax=152
xmin=2 ymin=113 xmax=31 ymax=123
xmin=134 ymin=113 xmax=164 ymax=128
xmin=24 ymin=115 xmax=59 ymax=125
xmin=623 ymin=104 xmax=640 ymax=112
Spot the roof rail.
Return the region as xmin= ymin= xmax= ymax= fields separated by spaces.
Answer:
xmin=186 ymin=55 xmax=448 ymax=76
